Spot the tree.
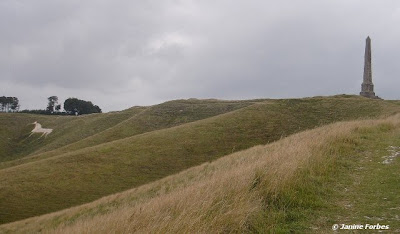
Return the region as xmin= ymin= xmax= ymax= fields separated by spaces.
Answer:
xmin=47 ymin=96 xmax=58 ymax=113
xmin=64 ymin=98 xmax=102 ymax=115
xmin=0 ymin=96 xmax=6 ymax=112
xmin=0 ymin=96 xmax=19 ymax=112
xmin=11 ymin=97 xmax=19 ymax=112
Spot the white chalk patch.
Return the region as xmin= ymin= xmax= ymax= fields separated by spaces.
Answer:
xmin=30 ymin=121 xmax=53 ymax=137
xmin=381 ymin=146 xmax=400 ymax=164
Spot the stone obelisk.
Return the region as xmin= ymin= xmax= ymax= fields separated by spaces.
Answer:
xmin=360 ymin=36 xmax=378 ymax=98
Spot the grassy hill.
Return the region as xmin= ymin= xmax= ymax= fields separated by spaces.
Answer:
xmin=0 ymin=107 xmax=146 ymax=163
xmin=0 ymin=99 xmax=257 ymax=169
xmin=0 ymin=96 xmax=399 ymax=225
xmin=0 ymin=99 xmax=259 ymax=223
xmin=1 ymin=111 xmax=399 ymax=233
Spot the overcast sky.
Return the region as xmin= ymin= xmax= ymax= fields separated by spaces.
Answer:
xmin=1 ymin=0 xmax=399 ymax=112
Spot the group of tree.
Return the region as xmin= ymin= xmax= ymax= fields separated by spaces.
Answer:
xmin=4 ymin=96 xmax=102 ymax=115
xmin=0 ymin=96 xmax=19 ymax=112
xmin=64 ymin=98 xmax=102 ymax=115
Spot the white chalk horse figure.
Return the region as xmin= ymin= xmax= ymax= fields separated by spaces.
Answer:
xmin=30 ymin=121 xmax=53 ymax=138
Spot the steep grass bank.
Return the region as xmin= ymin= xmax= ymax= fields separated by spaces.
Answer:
xmin=2 ymin=114 xmax=399 ymax=233
xmin=0 ymin=97 xmax=398 ymax=224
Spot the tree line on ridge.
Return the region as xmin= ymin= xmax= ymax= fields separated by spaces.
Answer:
xmin=0 ymin=96 xmax=101 ymax=115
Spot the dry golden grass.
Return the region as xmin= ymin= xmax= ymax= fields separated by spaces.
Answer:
xmin=2 ymin=114 xmax=399 ymax=233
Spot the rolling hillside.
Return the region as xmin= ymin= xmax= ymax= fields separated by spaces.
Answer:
xmin=0 ymin=99 xmax=259 ymax=223
xmin=0 ymin=96 xmax=399 ymax=226
xmin=1 ymin=111 xmax=399 ymax=233
xmin=0 ymin=99 xmax=256 ymax=168
xmin=0 ymin=107 xmax=146 ymax=163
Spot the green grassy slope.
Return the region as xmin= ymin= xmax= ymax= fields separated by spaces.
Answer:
xmin=27 ymin=107 xmax=147 ymax=156
xmin=0 ymin=107 xmax=145 ymax=163
xmin=1 ymin=112 xmax=399 ymax=233
xmin=0 ymin=99 xmax=257 ymax=169
xmin=0 ymin=96 xmax=398 ymax=224
xmin=0 ymin=114 xmax=73 ymax=162
xmin=58 ymin=99 xmax=259 ymax=152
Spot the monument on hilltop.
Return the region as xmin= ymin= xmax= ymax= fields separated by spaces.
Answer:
xmin=360 ymin=36 xmax=380 ymax=99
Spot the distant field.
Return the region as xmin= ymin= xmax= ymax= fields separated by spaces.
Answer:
xmin=0 ymin=95 xmax=399 ymax=225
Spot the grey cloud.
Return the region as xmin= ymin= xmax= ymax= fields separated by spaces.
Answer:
xmin=1 ymin=0 xmax=400 ymax=111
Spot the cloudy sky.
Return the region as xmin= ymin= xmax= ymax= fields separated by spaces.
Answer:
xmin=1 ymin=0 xmax=399 ymax=112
